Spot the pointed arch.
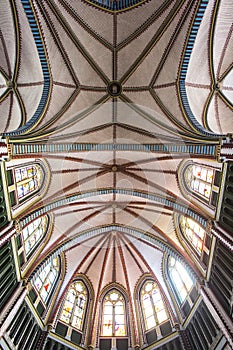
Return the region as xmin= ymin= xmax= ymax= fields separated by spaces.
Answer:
xmin=101 ymin=288 xmax=127 ymax=337
xmin=60 ymin=280 xmax=88 ymax=331
xmin=29 ymin=254 xmax=64 ymax=321
xmin=4 ymin=158 xmax=50 ymax=217
xmin=135 ymin=275 xmax=173 ymax=345
xmin=174 ymin=213 xmax=213 ymax=271
xmin=15 ymin=214 xmax=53 ymax=273
xmin=140 ymin=280 xmax=168 ymax=331
xmin=168 ymin=256 xmax=194 ymax=304
xmin=178 ymin=160 xmax=222 ymax=210
xmin=54 ymin=275 xmax=94 ymax=346
xmin=164 ymin=254 xmax=198 ymax=320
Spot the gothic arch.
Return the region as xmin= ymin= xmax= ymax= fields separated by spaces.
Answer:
xmin=15 ymin=213 xmax=53 ymax=276
xmin=3 ymin=158 xmax=51 ymax=218
xmin=178 ymin=159 xmax=222 ymax=214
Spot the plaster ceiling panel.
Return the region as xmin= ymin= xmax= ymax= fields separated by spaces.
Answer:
xmin=123 ymin=21 xmax=182 ymax=87
xmin=37 ymin=85 xmax=76 ymax=127
xmin=61 ymin=0 xmax=114 ymax=45
xmin=0 ymin=93 xmax=22 ymax=133
xmin=99 ymin=245 xmax=115 ymax=291
xmin=60 ymin=240 xmax=106 ymax=292
xmin=185 ymin=85 xmax=211 ymax=127
xmin=0 ymin=74 xmax=6 ymax=87
xmin=117 ymin=2 xmax=174 ymax=80
xmin=33 ymin=3 xmax=77 ymax=86
xmin=115 ymin=210 xmax=155 ymax=234
xmin=0 ymin=0 xmax=16 ymax=78
xmin=154 ymin=6 xmax=196 ymax=87
xmin=0 ymin=87 xmax=6 ymax=100
xmin=114 ymin=245 xmax=127 ymax=287
xmin=51 ymin=96 xmax=112 ymax=138
xmin=121 ymin=91 xmax=171 ymax=127
xmin=115 ymin=170 xmax=153 ymax=194
xmin=49 ymin=125 xmax=114 ymax=144
xmin=213 ymin=95 xmax=233 ymax=134
xmin=124 ymin=234 xmax=165 ymax=286
xmin=55 ymin=30 xmax=106 ymax=87
xmin=116 ymin=0 xmax=174 ymax=46
xmin=213 ymin=0 xmax=233 ymax=80
xmin=118 ymin=238 xmax=148 ymax=290
xmin=82 ymin=241 xmax=115 ymax=294
xmin=16 ymin=2 xmax=43 ymax=83
xmin=154 ymin=85 xmax=188 ymax=129
xmin=115 ymin=124 xmax=161 ymax=143
xmin=186 ymin=1 xmax=215 ymax=86
xmin=51 ymin=4 xmax=113 ymax=79
xmin=114 ymin=151 xmax=157 ymax=166
xmin=128 ymin=168 xmax=179 ymax=199
xmin=206 ymin=93 xmax=233 ymax=134
xmin=222 ymin=69 xmax=233 ymax=105
xmin=17 ymin=85 xmax=43 ymax=124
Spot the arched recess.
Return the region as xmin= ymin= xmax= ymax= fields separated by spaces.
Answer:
xmin=54 ymin=275 xmax=94 ymax=347
xmin=178 ymin=160 xmax=222 ymax=213
xmin=14 ymin=213 xmax=53 ymax=276
xmin=174 ymin=213 xmax=214 ymax=275
xmin=135 ymin=275 xmax=173 ymax=347
xmin=2 ymin=158 xmax=50 ymax=218
xmin=28 ymin=253 xmax=65 ymax=323
xmin=98 ymin=284 xmax=130 ymax=350
xmin=163 ymin=254 xmax=198 ymax=321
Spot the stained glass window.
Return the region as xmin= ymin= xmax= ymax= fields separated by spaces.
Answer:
xmin=60 ymin=280 xmax=88 ymax=331
xmin=34 ymin=257 xmax=59 ymax=303
xmin=102 ymin=290 xmax=127 ymax=337
xmin=14 ymin=164 xmax=44 ymax=201
xmin=185 ymin=164 xmax=214 ymax=202
xmin=141 ymin=281 xmax=168 ymax=331
xmin=168 ymin=257 xmax=193 ymax=303
xmin=180 ymin=216 xmax=205 ymax=255
xmin=22 ymin=216 xmax=48 ymax=257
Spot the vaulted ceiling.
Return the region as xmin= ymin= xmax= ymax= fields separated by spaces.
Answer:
xmin=0 ymin=0 xmax=232 ymax=318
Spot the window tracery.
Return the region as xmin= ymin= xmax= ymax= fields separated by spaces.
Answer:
xmin=16 ymin=215 xmax=50 ymax=267
xmin=34 ymin=256 xmax=60 ymax=303
xmin=179 ymin=216 xmax=205 ymax=256
xmin=140 ymin=280 xmax=168 ymax=331
xmin=22 ymin=216 xmax=48 ymax=257
xmin=168 ymin=257 xmax=194 ymax=304
xmin=183 ymin=163 xmax=221 ymax=207
xmin=101 ymin=289 xmax=127 ymax=337
xmin=14 ymin=164 xmax=44 ymax=201
xmin=60 ymin=280 xmax=88 ymax=331
xmin=185 ymin=164 xmax=213 ymax=200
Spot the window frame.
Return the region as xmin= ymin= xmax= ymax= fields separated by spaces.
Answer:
xmin=179 ymin=160 xmax=221 ymax=209
xmin=59 ymin=280 xmax=89 ymax=332
xmin=100 ymin=288 xmax=128 ymax=338
xmin=32 ymin=256 xmax=61 ymax=307
xmin=167 ymin=256 xmax=195 ymax=306
xmin=140 ymin=279 xmax=169 ymax=332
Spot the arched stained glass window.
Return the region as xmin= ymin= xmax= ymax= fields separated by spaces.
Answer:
xmin=13 ymin=163 xmax=44 ymax=201
xmin=101 ymin=289 xmax=127 ymax=337
xmin=180 ymin=216 xmax=205 ymax=255
xmin=185 ymin=164 xmax=214 ymax=203
xmin=168 ymin=257 xmax=194 ymax=303
xmin=60 ymin=280 xmax=88 ymax=331
xmin=34 ymin=257 xmax=59 ymax=303
xmin=141 ymin=280 xmax=168 ymax=331
xmin=22 ymin=215 xmax=49 ymax=257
